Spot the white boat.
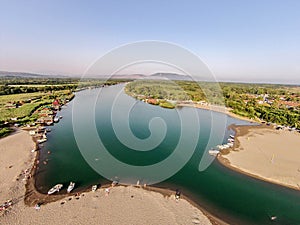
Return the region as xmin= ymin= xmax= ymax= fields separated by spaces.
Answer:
xmin=48 ymin=184 xmax=63 ymax=195
xmin=54 ymin=117 xmax=60 ymax=123
xmin=229 ymin=135 xmax=235 ymax=139
xmin=228 ymin=138 xmax=235 ymax=142
xmin=208 ymin=150 xmax=220 ymax=156
xmin=270 ymin=216 xmax=277 ymax=221
xmin=227 ymin=142 xmax=234 ymax=147
xmin=37 ymin=138 xmax=47 ymax=143
xmin=111 ymin=180 xmax=119 ymax=187
xmin=67 ymin=182 xmax=75 ymax=193
xmin=92 ymin=185 xmax=97 ymax=192
xmin=216 ymin=145 xmax=223 ymax=149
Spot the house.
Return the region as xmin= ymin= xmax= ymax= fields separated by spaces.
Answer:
xmin=52 ymin=99 xmax=61 ymax=110
xmin=147 ymin=99 xmax=158 ymax=105
xmin=36 ymin=116 xmax=53 ymax=125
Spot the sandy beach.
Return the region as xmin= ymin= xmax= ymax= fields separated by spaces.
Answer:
xmin=0 ymin=131 xmax=212 ymax=225
xmin=220 ymin=126 xmax=300 ymax=190
xmin=0 ymin=130 xmax=36 ymax=205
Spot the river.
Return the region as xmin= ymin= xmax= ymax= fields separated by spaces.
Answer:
xmin=35 ymin=84 xmax=300 ymax=225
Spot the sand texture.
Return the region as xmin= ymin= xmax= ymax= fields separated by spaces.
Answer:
xmin=221 ymin=127 xmax=300 ymax=189
xmin=0 ymin=131 xmax=211 ymax=225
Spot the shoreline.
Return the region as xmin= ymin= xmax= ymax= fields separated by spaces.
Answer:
xmin=3 ymin=87 xmax=297 ymax=224
xmin=177 ymin=103 xmax=257 ymax=123
xmin=0 ymin=130 xmax=217 ymax=225
xmin=218 ymin=124 xmax=300 ymax=192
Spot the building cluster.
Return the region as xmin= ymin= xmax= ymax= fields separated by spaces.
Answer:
xmin=243 ymin=94 xmax=300 ymax=110
xmin=35 ymin=99 xmax=65 ymax=125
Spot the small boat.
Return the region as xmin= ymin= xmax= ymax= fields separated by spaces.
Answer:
xmin=37 ymin=138 xmax=47 ymax=143
xmin=111 ymin=180 xmax=119 ymax=187
xmin=217 ymin=144 xmax=230 ymax=150
xmin=48 ymin=184 xmax=63 ymax=195
xmin=59 ymin=116 xmax=63 ymax=119
xmin=54 ymin=117 xmax=60 ymax=123
xmin=67 ymin=182 xmax=75 ymax=193
xmin=227 ymin=142 xmax=234 ymax=147
xmin=270 ymin=216 xmax=277 ymax=221
xmin=46 ymin=128 xmax=51 ymax=132
xmin=222 ymin=144 xmax=230 ymax=149
xmin=92 ymin=185 xmax=97 ymax=192
xmin=208 ymin=150 xmax=220 ymax=156
xmin=229 ymin=135 xmax=235 ymax=139
xmin=228 ymin=138 xmax=235 ymax=142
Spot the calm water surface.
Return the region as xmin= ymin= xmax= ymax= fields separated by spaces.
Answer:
xmin=36 ymin=84 xmax=300 ymax=225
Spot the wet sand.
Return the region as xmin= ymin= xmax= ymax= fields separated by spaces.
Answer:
xmin=219 ymin=125 xmax=300 ymax=190
xmin=0 ymin=130 xmax=213 ymax=225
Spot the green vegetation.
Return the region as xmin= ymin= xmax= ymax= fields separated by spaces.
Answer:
xmin=0 ymin=78 xmax=130 ymax=95
xmin=159 ymin=100 xmax=175 ymax=109
xmin=126 ymin=80 xmax=300 ymax=128
xmin=0 ymin=77 xmax=129 ymax=137
xmin=0 ymin=127 xmax=13 ymax=138
xmin=0 ymin=90 xmax=74 ymax=122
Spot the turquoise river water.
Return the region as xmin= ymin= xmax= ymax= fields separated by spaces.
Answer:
xmin=35 ymin=84 xmax=300 ymax=225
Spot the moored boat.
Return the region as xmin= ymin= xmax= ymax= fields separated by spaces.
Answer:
xmin=48 ymin=184 xmax=63 ymax=195
xmin=37 ymin=138 xmax=47 ymax=143
xmin=208 ymin=149 xmax=220 ymax=156
xmin=67 ymin=182 xmax=75 ymax=193
xmin=227 ymin=142 xmax=234 ymax=147
xmin=112 ymin=180 xmax=119 ymax=187
xmin=92 ymin=185 xmax=97 ymax=192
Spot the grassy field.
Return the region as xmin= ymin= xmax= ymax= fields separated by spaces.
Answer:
xmin=7 ymin=84 xmax=77 ymax=87
xmin=0 ymin=90 xmax=73 ymax=122
xmin=0 ymin=92 xmax=45 ymax=106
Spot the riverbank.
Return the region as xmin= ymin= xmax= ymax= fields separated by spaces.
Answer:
xmin=218 ymin=125 xmax=300 ymax=191
xmin=177 ymin=103 xmax=256 ymax=123
xmin=0 ymin=130 xmax=36 ymax=213
xmin=0 ymin=130 xmax=214 ymax=225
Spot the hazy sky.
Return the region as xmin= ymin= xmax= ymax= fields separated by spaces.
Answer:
xmin=1 ymin=0 xmax=300 ymax=83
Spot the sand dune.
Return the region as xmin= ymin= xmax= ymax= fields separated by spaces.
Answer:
xmin=221 ymin=126 xmax=300 ymax=190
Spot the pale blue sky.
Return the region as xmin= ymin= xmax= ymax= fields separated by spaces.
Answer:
xmin=0 ymin=0 xmax=299 ymax=83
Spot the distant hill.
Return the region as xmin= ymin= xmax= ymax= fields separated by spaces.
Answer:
xmin=150 ymin=73 xmax=193 ymax=81
xmin=0 ymin=71 xmax=68 ymax=78
xmin=111 ymin=73 xmax=193 ymax=80
xmin=107 ymin=74 xmax=146 ymax=80
xmin=0 ymin=71 xmax=193 ymax=81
